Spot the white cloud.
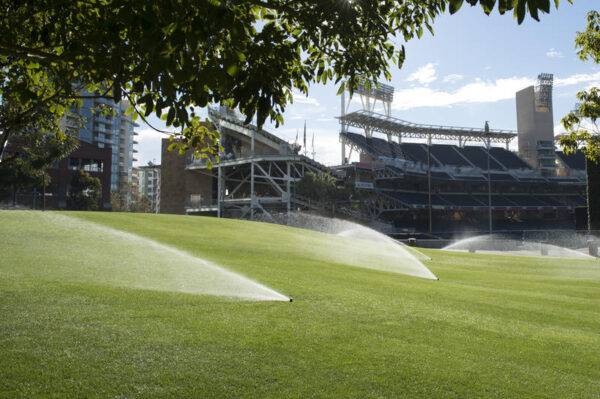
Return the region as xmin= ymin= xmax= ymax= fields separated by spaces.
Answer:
xmin=292 ymin=90 xmax=320 ymax=106
xmin=554 ymin=124 xmax=567 ymax=135
xmin=310 ymin=130 xmax=343 ymax=165
xmin=586 ymin=81 xmax=600 ymax=90
xmin=277 ymin=127 xmax=341 ymax=165
xmin=406 ymin=63 xmax=437 ymax=85
xmin=393 ymin=76 xmax=535 ymax=110
xmin=442 ymin=74 xmax=464 ymax=84
xmin=393 ymin=71 xmax=600 ymax=111
xmin=555 ymin=71 xmax=600 ymax=86
xmin=546 ymin=48 xmax=564 ymax=59
xmin=134 ymin=127 xmax=165 ymax=166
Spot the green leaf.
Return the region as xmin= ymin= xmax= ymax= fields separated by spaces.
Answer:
xmin=480 ymin=0 xmax=496 ymax=14
xmin=515 ymin=0 xmax=527 ymax=24
xmin=449 ymin=0 xmax=464 ymax=14
xmin=226 ymin=64 xmax=238 ymax=77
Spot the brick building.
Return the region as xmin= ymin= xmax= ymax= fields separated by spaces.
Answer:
xmin=160 ymin=138 xmax=215 ymax=214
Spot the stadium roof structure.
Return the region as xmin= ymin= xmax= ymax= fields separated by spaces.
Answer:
xmin=338 ymin=110 xmax=517 ymax=145
xmin=208 ymin=106 xmax=289 ymax=147
xmin=354 ymin=81 xmax=395 ymax=103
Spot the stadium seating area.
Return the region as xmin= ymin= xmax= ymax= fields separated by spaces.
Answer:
xmin=488 ymin=147 xmax=531 ymax=169
xmin=430 ymin=144 xmax=471 ymax=167
xmin=456 ymin=146 xmax=504 ymax=170
xmin=441 ymin=194 xmax=486 ymax=207
xmin=343 ymin=132 xmax=535 ymax=171
xmin=400 ymin=143 xmax=439 ymax=166
xmin=381 ymin=190 xmax=585 ymax=209
xmin=556 ymin=151 xmax=586 ymax=170
xmin=342 ymin=131 xmax=587 ymax=226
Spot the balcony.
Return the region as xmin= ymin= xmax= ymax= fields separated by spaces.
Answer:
xmin=93 ymin=125 xmax=109 ymax=134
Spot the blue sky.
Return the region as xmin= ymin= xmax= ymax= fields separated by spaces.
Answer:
xmin=135 ymin=1 xmax=599 ymax=166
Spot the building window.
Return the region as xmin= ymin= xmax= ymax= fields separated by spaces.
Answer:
xmin=69 ymin=158 xmax=104 ymax=172
xmin=69 ymin=158 xmax=80 ymax=170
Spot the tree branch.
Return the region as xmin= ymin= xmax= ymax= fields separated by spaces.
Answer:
xmin=122 ymin=91 xmax=175 ymax=136
xmin=0 ymin=44 xmax=65 ymax=63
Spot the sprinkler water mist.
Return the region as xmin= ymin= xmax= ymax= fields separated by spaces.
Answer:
xmin=540 ymin=241 xmax=549 ymax=256
xmin=588 ymin=239 xmax=599 ymax=258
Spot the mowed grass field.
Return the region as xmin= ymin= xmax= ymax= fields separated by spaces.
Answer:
xmin=1 ymin=210 xmax=600 ymax=398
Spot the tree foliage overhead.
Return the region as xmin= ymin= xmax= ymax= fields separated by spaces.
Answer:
xmin=0 ymin=0 xmax=564 ymax=160
xmin=0 ymin=93 xmax=78 ymax=194
xmin=558 ymin=10 xmax=600 ymax=231
xmin=560 ymin=11 xmax=600 ymax=161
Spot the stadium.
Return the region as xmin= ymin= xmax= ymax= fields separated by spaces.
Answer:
xmin=163 ymin=73 xmax=589 ymax=243
xmin=335 ymin=74 xmax=587 ymax=238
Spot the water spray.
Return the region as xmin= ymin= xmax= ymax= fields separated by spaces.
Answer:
xmin=259 ymin=211 xmax=438 ymax=280
xmin=444 ymin=234 xmax=595 ymax=259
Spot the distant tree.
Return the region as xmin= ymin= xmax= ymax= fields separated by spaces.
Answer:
xmin=0 ymin=0 xmax=567 ymax=164
xmin=110 ymin=192 xmax=127 ymax=212
xmin=0 ymin=102 xmax=77 ymax=205
xmin=559 ymin=11 xmax=600 ymax=230
xmin=130 ymin=195 xmax=152 ymax=213
xmin=296 ymin=172 xmax=338 ymax=203
xmin=67 ymin=171 xmax=101 ymax=211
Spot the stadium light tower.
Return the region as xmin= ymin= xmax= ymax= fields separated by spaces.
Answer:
xmin=340 ymin=79 xmax=395 ymax=164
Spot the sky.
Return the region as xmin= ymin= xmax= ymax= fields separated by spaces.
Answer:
xmin=135 ymin=0 xmax=599 ymax=167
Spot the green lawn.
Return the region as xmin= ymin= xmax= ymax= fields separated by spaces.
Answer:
xmin=1 ymin=210 xmax=600 ymax=398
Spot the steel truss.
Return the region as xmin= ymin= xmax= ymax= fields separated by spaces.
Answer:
xmin=338 ymin=110 xmax=516 ymax=147
xmin=365 ymin=191 xmax=407 ymax=219
xmin=373 ymin=166 xmax=404 ymax=180
xmin=189 ymin=155 xmax=329 ymax=220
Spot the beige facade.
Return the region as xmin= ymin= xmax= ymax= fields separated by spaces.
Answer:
xmin=516 ymin=74 xmax=556 ymax=175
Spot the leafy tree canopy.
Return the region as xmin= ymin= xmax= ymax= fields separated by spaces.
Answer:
xmin=560 ymin=11 xmax=600 ymax=161
xmin=0 ymin=94 xmax=78 ymax=192
xmin=0 ymin=0 xmax=566 ymax=161
xmin=558 ymin=10 xmax=600 ymax=230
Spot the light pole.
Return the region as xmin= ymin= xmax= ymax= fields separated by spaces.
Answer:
xmin=427 ymin=133 xmax=433 ymax=235
xmin=42 ymin=172 xmax=46 ymax=211
xmin=485 ymin=121 xmax=492 ymax=235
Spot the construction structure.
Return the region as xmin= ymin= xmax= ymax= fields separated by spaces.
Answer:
xmin=161 ymin=74 xmax=588 ymax=236
xmin=161 ymin=107 xmax=331 ymax=220
xmin=334 ymin=76 xmax=587 ymax=236
xmin=516 ymin=73 xmax=556 ymax=175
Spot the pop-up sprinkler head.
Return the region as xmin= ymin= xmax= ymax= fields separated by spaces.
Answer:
xmin=289 ymin=297 xmax=294 ymax=302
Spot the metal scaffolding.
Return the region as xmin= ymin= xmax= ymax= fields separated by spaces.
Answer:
xmin=186 ymin=155 xmax=328 ymax=220
xmin=341 ymin=80 xmax=395 ymax=162
xmin=534 ymin=73 xmax=554 ymax=113
xmin=185 ymin=107 xmax=330 ymax=220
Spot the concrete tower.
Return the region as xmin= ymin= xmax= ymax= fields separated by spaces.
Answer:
xmin=516 ymin=73 xmax=556 ymax=175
